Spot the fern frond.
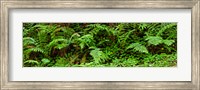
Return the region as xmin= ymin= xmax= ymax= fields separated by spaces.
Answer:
xmin=47 ymin=38 xmax=69 ymax=50
xmin=51 ymin=27 xmax=75 ymax=39
xmin=24 ymin=47 xmax=45 ymax=56
xmin=146 ymin=36 xmax=163 ymax=45
xmin=38 ymin=29 xmax=50 ymax=43
xmin=78 ymin=34 xmax=95 ymax=49
xmin=41 ymin=58 xmax=50 ymax=64
xmin=54 ymin=57 xmax=68 ymax=67
xmin=86 ymin=24 xmax=108 ymax=35
xmin=90 ymin=48 xmax=107 ymax=64
xmin=146 ymin=36 xmax=175 ymax=46
xmin=119 ymin=30 xmax=133 ymax=41
xmin=23 ymin=37 xmax=37 ymax=47
xmin=24 ymin=60 xmax=39 ymax=65
xmin=126 ymin=43 xmax=148 ymax=53
xmin=157 ymin=23 xmax=176 ymax=36
xmin=139 ymin=23 xmax=148 ymax=31
xmin=163 ymin=40 xmax=175 ymax=46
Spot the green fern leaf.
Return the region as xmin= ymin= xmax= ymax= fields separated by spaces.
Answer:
xmin=126 ymin=43 xmax=148 ymax=53
xmin=41 ymin=58 xmax=50 ymax=64
xmin=157 ymin=23 xmax=176 ymax=36
xmin=24 ymin=47 xmax=44 ymax=54
xmin=79 ymin=43 xmax=85 ymax=49
xmin=90 ymin=48 xmax=107 ymax=64
xmin=163 ymin=40 xmax=175 ymax=46
xmin=78 ymin=34 xmax=95 ymax=49
xmin=23 ymin=37 xmax=36 ymax=46
xmin=139 ymin=23 xmax=148 ymax=31
xmin=24 ymin=60 xmax=39 ymax=65
xmin=146 ymin=36 xmax=163 ymax=45
xmin=48 ymin=39 xmax=69 ymax=50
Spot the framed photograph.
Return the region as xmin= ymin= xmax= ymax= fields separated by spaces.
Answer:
xmin=1 ymin=0 xmax=199 ymax=89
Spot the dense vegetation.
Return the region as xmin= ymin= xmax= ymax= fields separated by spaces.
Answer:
xmin=23 ymin=23 xmax=177 ymax=67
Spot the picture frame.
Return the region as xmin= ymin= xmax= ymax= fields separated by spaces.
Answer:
xmin=1 ymin=0 xmax=199 ymax=89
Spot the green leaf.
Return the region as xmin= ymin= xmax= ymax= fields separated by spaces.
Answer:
xmin=78 ymin=34 xmax=95 ymax=49
xmin=24 ymin=60 xmax=39 ymax=65
xmin=24 ymin=47 xmax=45 ymax=55
xmin=90 ymin=48 xmax=107 ymax=64
xmin=126 ymin=43 xmax=148 ymax=53
xmin=139 ymin=23 xmax=148 ymax=31
xmin=41 ymin=58 xmax=50 ymax=64
xmin=163 ymin=40 xmax=175 ymax=46
xmin=23 ymin=37 xmax=36 ymax=46
xmin=146 ymin=36 xmax=163 ymax=45
xmin=157 ymin=23 xmax=176 ymax=36
xmin=79 ymin=43 xmax=85 ymax=49
xmin=48 ymin=39 xmax=69 ymax=50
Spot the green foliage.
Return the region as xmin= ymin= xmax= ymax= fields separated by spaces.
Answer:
xmin=78 ymin=34 xmax=95 ymax=49
xmin=146 ymin=36 xmax=175 ymax=46
xmin=157 ymin=23 xmax=176 ymax=36
xmin=48 ymin=39 xmax=69 ymax=50
xmin=41 ymin=58 xmax=50 ymax=65
xmin=54 ymin=57 xmax=69 ymax=67
xmin=90 ymin=48 xmax=107 ymax=64
xmin=142 ymin=53 xmax=177 ymax=67
xmin=126 ymin=43 xmax=148 ymax=53
xmin=23 ymin=37 xmax=37 ymax=47
xmin=146 ymin=36 xmax=163 ymax=45
xmin=23 ymin=23 xmax=177 ymax=67
xmin=24 ymin=60 xmax=39 ymax=67
xmin=163 ymin=40 xmax=175 ymax=46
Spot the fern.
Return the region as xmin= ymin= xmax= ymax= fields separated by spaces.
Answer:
xmin=86 ymin=24 xmax=108 ymax=35
xmin=126 ymin=43 xmax=148 ymax=53
xmin=78 ymin=34 xmax=95 ymax=49
xmin=23 ymin=23 xmax=177 ymax=67
xmin=51 ymin=27 xmax=75 ymax=39
xmin=23 ymin=23 xmax=38 ymax=37
xmin=118 ymin=30 xmax=134 ymax=45
xmin=90 ymin=48 xmax=107 ymax=64
xmin=145 ymin=36 xmax=163 ymax=45
xmin=24 ymin=60 xmax=39 ymax=65
xmin=54 ymin=57 xmax=69 ymax=67
xmin=41 ymin=58 xmax=51 ymax=64
xmin=24 ymin=47 xmax=44 ymax=54
xmin=69 ymin=33 xmax=80 ymax=43
xmin=38 ymin=29 xmax=50 ymax=43
xmin=23 ymin=37 xmax=37 ymax=47
xmin=163 ymin=40 xmax=175 ymax=46
xmin=36 ymin=24 xmax=58 ymax=45
xmin=139 ymin=23 xmax=148 ymax=31
xmin=24 ymin=47 xmax=45 ymax=59
xmin=47 ymin=39 xmax=69 ymax=50
xmin=146 ymin=36 xmax=175 ymax=46
xmin=157 ymin=23 xmax=176 ymax=36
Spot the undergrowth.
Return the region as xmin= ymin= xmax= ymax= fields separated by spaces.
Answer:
xmin=23 ymin=23 xmax=177 ymax=67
